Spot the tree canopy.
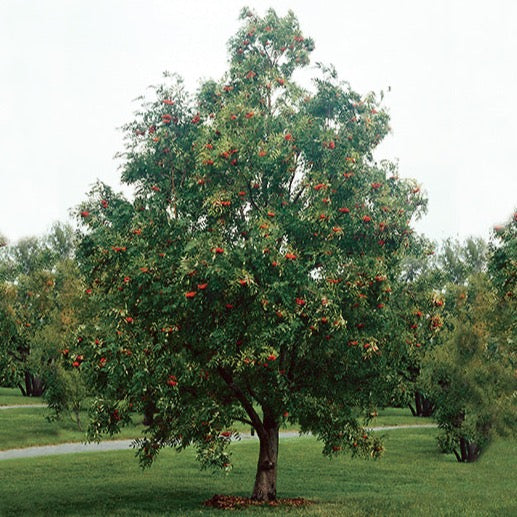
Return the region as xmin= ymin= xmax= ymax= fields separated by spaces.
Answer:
xmin=0 ymin=223 xmax=81 ymax=396
xmin=76 ymin=7 xmax=427 ymax=501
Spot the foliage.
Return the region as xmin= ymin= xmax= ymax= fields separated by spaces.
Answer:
xmin=76 ymin=8 xmax=426 ymax=499
xmin=391 ymin=236 xmax=490 ymax=418
xmin=488 ymin=211 xmax=516 ymax=355
xmin=421 ymin=221 xmax=517 ymax=462
xmin=0 ymin=223 xmax=86 ymax=398
xmin=390 ymin=237 xmax=444 ymax=415
xmin=43 ymin=365 xmax=87 ymax=429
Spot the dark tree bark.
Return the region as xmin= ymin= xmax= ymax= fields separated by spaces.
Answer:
xmin=143 ymin=400 xmax=156 ymax=426
xmin=252 ymin=417 xmax=279 ymax=502
xmin=21 ymin=371 xmax=45 ymax=397
xmin=17 ymin=383 xmax=27 ymax=397
xmin=215 ymin=366 xmax=280 ymax=501
xmin=456 ymin=437 xmax=480 ymax=462
xmin=215 ymin=366 xmax=279 ymax=501
xmin=409 ymin=391 xmax=434 ymax=417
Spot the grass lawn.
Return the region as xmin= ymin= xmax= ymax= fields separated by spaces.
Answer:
xmin=0 ymin=387 xmax=45 ymax=406
xmin=368 ymin=407 xmax=433 ymax=427
xmin=0 ymin=406 xmax=146 ymax=450
xmin=1 ymin=429 xmax=515 ymax=516
xmin=0 ymin=406 xmax=431 ymax=451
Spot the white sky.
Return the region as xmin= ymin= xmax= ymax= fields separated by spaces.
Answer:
xmin=1 ymin=0 xmax=516 ymax=244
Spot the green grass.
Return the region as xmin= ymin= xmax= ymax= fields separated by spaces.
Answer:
xmin=0 ymin=386 xmax=431 ymax=451
xmin=1 ymin=430 xmax=515 ymax=516
xmin=370 ymin=407 xmax=433 ymax=427
xmin=0 ymin=406 xmax=147 ymax=450
xmin=0 ymin=405 xmax=430 ymax=452
xmin=0 ymin=387 xmax=44 ymax=406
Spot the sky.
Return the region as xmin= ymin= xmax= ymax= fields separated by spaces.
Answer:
xmin=1 ymin=0 xmax=516 ymax=245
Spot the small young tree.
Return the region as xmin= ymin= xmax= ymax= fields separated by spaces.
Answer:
xmin=76 ymin=8 xmax=426 ymax=500
xmin=44 ymin=364 xmax=87 ymax=430
xmin=40 ymin=259 xmax=90 ymax=428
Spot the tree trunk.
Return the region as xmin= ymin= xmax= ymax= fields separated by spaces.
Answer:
xmin=17 ymin=382 xmax=27 ymax=397
xmin=411 ymin=391 xmax=434 ymax=417
xmin=143 ymin=400 xmax=156 ymax=426
xmin=31 ymin=376 xmax=45 ymax=397
xmin=22 ymin=371 xmax=45 ymax=397
xmin=458 ymin=437 xmax=480 ymax=462
xmin=252 ymin=422 xmax=279 ymax=502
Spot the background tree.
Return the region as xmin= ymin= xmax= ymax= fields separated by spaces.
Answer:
xmin=421 ymin=273 xmax=515 ymax=462
xmin=40 ymin=258 xmax=89 ymax=428
xmin=392 ymin=238 xmax=444 ymax=417
xmin=0 ymin=223 xmax=82 ymax=397
xmin=421 ymin=218 xmax=516 ymax=462
xmin=76 ymin=8 xmax=426 ymax=501
xmin=488 ymin=213 xmax=516 ymax=357
xmin=393 ymin=236 xmax=489 ymax=418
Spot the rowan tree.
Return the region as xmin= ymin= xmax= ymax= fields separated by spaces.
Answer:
xmin=76 ymin=8 xmax=426 ymax=501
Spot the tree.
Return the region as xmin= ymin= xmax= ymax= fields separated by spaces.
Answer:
xmin=44 ymin=363 xmax=88 ymax=430
xmin=421 ymin=272 xmax=515 ymax=462
xmin=421 ymin=219 xmax=516 ymax=462
xmin=76 ymin=8 xmax=426 ymax=501
xmin=40 ymin=258 xmax=89 ymax=428
xmin=488 ymin=213 xmax=517 ymax=354
xmin=392 ymin=237 xmax=444 ymax=417
xmin=0 ymin=223 xmax=82 ymax=397
xmin=393 ymin=237 xmax=490 ymax=418
xmin=0 ymin=239 xmax=55 ymax=396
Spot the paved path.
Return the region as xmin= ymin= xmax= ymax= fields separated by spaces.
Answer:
xmin=0 ymin=425 xmax=436 ymax=461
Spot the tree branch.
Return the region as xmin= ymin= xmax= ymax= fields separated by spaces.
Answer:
xmin=246 ymin=182 xmax=262 ymax=213
xmin=235 ymin=416 xmax=254 ymax=427
xmin=292 ymin=184 xmax=306 ymax=204
xmin=171 ymin=167 xmax=178 ymax=219
xmin=217 ymin=366 xmax=265 ymax=439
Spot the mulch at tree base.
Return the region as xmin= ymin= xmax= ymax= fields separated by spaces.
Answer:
xmin=204 ymin=494 xmax=314 ymax=510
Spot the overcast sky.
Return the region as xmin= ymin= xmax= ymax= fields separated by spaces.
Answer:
xmin=1 ymin=0 xmax=515 ymax=244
